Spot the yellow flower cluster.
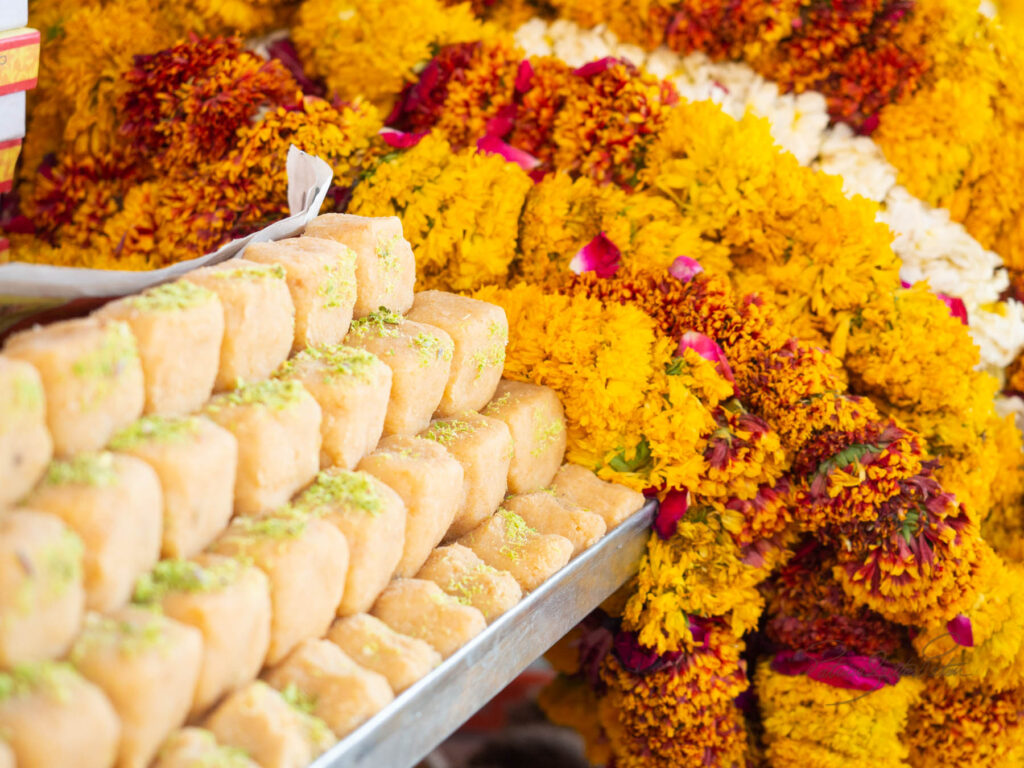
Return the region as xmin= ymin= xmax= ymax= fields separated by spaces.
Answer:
xmin=623 ymin=516 xmax=770 ymax=653
xmin=756 ymin=660 xmax=923 ymax=768
xmin=350 ymin=134 xmax=532 ymax=291
xmin=471 ymin=282 xmax=720 ymax=492
xmin=905 ymin=678 xmax=1024 ymax=768
xmin=518 ymin=172 xmax=730 ymax=286
xmin=292 ymin=0 xmax=484 ymax=111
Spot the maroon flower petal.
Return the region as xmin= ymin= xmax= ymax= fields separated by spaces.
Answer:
xmin=938 ymin=294 xmax=969 ymax=325
xmin=677 ymin=331 xmax=735 ymax=382
xmin=569 ymin=232 xmax=622 ymax=278
xmin=476 ymin=135 xmax=541 ymax=171
xmin=947 ymin=614 xmax=974 ymax=648
xmin=613 ymin=631 xmax=662 ymax=674
xmin=574 ymin=57 xmax=621 ymax=78
xmin=379 ymin=128 xmax=427 ymax=148
xmin=653 ymin=490 xmax=688 ymax=540
xmin=668 ymin=255 xmax=703 ymax=282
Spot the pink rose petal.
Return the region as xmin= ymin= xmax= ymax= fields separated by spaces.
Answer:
xmin=669 ymin=255 xmax=703 ymax=282
xmin=901 ymin=280 xmax=969 ymax=325
xmin=678 ymin=331 xmax=735 ymax=382
xmin=574 ymin=57 xmax=621 ymax=78
xmin=476 ymin=134 xmax=541 ymax=171
xmin=379 ymin=128 xmax=427 ymax=148
xmin=947 ymin=614 xmax=974 ymax=648
xmin=653 ymin=490 xmax=688 ymax=540
xmin=569 ymin=232 xmax=622 ymax=278
xmin=515 ymin=60 xmax=534 ymax=93
xmin=772 ymin=650 xmax=900 ymax=691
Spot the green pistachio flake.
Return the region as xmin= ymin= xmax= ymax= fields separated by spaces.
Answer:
xmin=233 ymin=510 xmax=308 ymax=540
xmin=280 ymin=683 xmax=318 ymax=716
xmin=11 ymin=374 xmax=44 ymax=413
xmin=375 ymin=233 xmax=402 ymax=273
xmin=71 ymin=323 xmax=138 ymax=408
xmin=349 ymin=307 xmax=403 ymax=338
xmin=498 ymin=507 xmax=535 ymax=561
xmin=277 ymin=344 xmax=378 ymax=383
xmin=0 ymin=661 xmax=77 ymax=703
xmin=44 ymin=452 xmax=118 ymax=487
xmin=318 ymin=263 xmax=355 ymax=309
xmin=110 ymin=414 xmax=200 ymax=451
xmin=210 ymin=263 xmax=286 ymax=280
xmin=126 ymin=281 xmax=214 ymax=312
xmin=531 ymin=413 xmax=565 ymax=457
xmin=422 ymin=419 xmax=476 ymax=447
xmin=71 ymin=613 xmax=166 ymax=663
xmin=411 ymin=332 xmax=452 ymax=367
xmin=207 ymin=379 xmax=305 ymax=412
xmin=133 ymin=558 xmax=242 ymax=606
xmin=483 ymin=391 xmax=511 ymax=415
xmin=296 ymin=469 xmax=382 ymax=515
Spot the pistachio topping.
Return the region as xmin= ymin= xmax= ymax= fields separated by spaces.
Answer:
xmin=0 ymin=661 xmax=77 ymax=703
xmin=296 ymin=469 xmax=382 ymax=515
xmin=44 ymin=452 xmax=118 ymax=487
xmin=411 ymin=332 xmax=452 ymax=367
xmin=133 ymin=558 xmax=243 ymax=606
xmin=110 ymin=414 xmax=201 ymax=451
xmin=126 ymin=280 xmax=214 ymax=312
xmin=349 ymin=307 xmax=403 ymax=338
xmin=423 ymin=419 xmax=476 ymax=446
xmin=207 ymin=379 xmax=305 ymax=412
xmin=277 ymin=344 xmax=378 ymax=383
xmin=210 ymin=263 xmax=286 ymax=280
xmin=498 ymin=507 xmax=535 ymax=561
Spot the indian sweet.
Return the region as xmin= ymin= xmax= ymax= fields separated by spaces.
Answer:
xmin=182 ymin=259 xmax=294 ymax=391
xmin=483 ymin=380 xmax=567 ymax=494
xmin=109 ymin=414 xmax=237 ymax=559
xmin=326 ymin=613 xmax=441 ymax=694
xmin=302 ymin=214 xmax=415 ymax=318
xmin=550 ymin=463 xmax=645 ymax=529
xmin=415 ymin=544 xmax=521 ymax=623
xmin=94 ymin=280 xmax=223 ymax=415
xmin=244 ymin=237 xmax=357 ymax=353
xmin=0 ymin=356 xmax=52 ymax=508
xmin=3 ymin=317 xmax=143 ymax=455
xmin=502 ymin=491 xmax=606 ymax=557
xmin=371 ymin=578 xmax=486 ymax=659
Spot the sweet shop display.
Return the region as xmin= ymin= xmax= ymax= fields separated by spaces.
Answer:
xmin=3 ymin=1 xmax=1024 ymax=765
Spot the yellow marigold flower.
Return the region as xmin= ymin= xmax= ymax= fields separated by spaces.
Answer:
xmin=623 ymin=515 xmax=768 ymax=653
xmin=905 ymin=678 xmax=1024 ymax=768
xmin=756 ymin=659 xmax=923 ymax=768
xmin=292 ymin=0 xmax=485 ymax=111
xmin=351 ymin=133 xmax=531 ymax=291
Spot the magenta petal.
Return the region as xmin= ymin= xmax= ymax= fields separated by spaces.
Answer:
xmin=613 ymin=631 xmax=662 ymax=674
xmin=515 ymin=59 xmax=534 ymax=93
xmin=900 ymin=279 xmax=912 ymax=289
xmin=677 ymin=331 xmax=734 ymax=382
xmin=569 ymin=232 xmax=622 ymax=278
xmin=574 ymin=57 xmax=620 ymax=78
xmin=947 ymin=614 xmax=974 ymax=648
xmin=939 ymin=293 xmax=969 ymax=325
xmin=379 ymin=128 xmax=427 ymax=148
xmin=653 ymin=490 xmax=688 ymax=540
xmin=668 ymin=255 xmax=703 ymax=282
xmin=476 ymin=135 xmax=541 ymax=171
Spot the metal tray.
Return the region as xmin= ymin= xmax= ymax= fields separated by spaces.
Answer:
xmin=310 ymin=499 xmax=657 ymax=768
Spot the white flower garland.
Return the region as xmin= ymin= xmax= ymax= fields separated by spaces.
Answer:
xmin=513 ymin=18 xmax=1024 ymax=376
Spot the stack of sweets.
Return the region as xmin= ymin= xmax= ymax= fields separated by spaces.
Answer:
xmin=0 ymin=213 xmax=644 ymax=768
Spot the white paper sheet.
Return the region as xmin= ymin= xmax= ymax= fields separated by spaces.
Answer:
xmin=0 ymin=145 xmax=333 ymax=331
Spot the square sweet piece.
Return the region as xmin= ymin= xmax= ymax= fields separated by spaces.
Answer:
xmin=245 ymin=237 xmax=358 ymax=353
xmin=152 ymin=728 xmax=260 ymax=768
xmin=503 ymin=492 xmax=606 ymax=556
xmin=551 ymin=464 xmax=645 ymax=529
xmin=25 ymin=452 xmax=162 ymax=612
xmin=370 ymin=578 xmax=486 ymax=659
xmin=483 ymin=380 xmax=567 ymax=493
xmin=265 ymin=639 xmax=394 ymax=738
xmin=209 ymin=511 xmax=349 ymax=665
xmin=416 ymin=544 xmax=521 ymax=623
xmin=457 ymin=508 xmax=573 ymax=592
xmin=95 ymin=280 xmax=223 ymax=415
xmin=205 ymin=681 xmax=332 ymax=768
xmin=182 ymin=259 xmax=295 ymax=392
xmin=327 ymin=614 xmax=441 ymax=694
xmin=3 ymin=317 xmax=143 ymax=455
xmin=71 ymin=607 xmax=203 ymax=768
xmin=0 ymin=356 xmax=51 ymax=507
xmin=405 ymin=291 xmax=508 ymax=415
xmin=357 ymin=435 xmax=464 ymax=577
xmin=0 ymin=509 xmax=84 ymax=666
xmin=345 ymin=309 xmax=454 ymax=436
xmin=303 ymin=214 xmax=415 ymax=318
xmin=421 ymin=412 xmax=513 ymax=539
xmin=275 ymin=345 xmax=391 ymax=469
xmin=294 ymin=469 xmax=406 ymax=616
xmin=133 ymin=555 xmax=272 ymax=719
xmin=110 ymin=415 xmax=237 ymax=559
xmin=204 ymin=380 xmax=321 ymax=517
xmin=0 ymin=662 xmax=120 ymax=768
